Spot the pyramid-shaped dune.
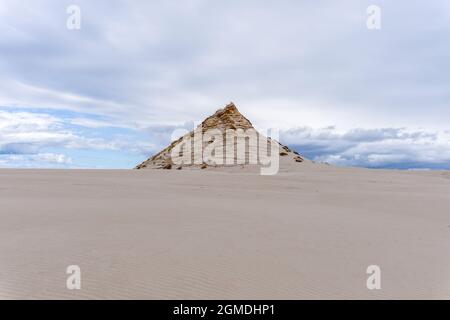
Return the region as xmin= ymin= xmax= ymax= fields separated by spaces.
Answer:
xmin=135 ymin=102 xmax=306 ymax=171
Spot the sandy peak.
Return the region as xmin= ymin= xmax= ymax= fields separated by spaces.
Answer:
xmin=200 ymin=102 xmax=253 ymax=132
xmin=135 ymin=102 xmax=306 ymax=170
xmin=223 ymin=102 xmax=239 ymax=112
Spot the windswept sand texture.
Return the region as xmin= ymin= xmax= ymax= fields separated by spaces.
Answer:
xmin=1 ymin=166 xmax=450 ymax=299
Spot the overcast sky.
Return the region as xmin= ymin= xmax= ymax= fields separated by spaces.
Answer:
xmin=1 ymin=0 xmax=449 ymax=169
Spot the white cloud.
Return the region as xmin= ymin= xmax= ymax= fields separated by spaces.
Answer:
xmin=0 ymin=153 xmax=72 ymax=168
xmin=0 ymin=109 xmax=154 ymax=160
xmin=0 ymin=109 xmax=61 ymax=131
xmin=283 ymin=126 xmax=450 ymax=168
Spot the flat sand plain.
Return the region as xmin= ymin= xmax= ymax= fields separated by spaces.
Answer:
xmin=1 ymin=165 xmax=449 ymax=299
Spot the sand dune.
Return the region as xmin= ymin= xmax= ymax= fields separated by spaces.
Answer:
xmin=135 ymin=102 xmax=305 ymax=172
xmin=0 ymin=166 xmax=450 ymax=299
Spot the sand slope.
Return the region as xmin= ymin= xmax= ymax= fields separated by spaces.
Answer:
xmin=0 ymin=166 xmax=449 ymax=299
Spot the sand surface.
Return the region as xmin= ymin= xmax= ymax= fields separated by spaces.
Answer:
xmin=1 ymin=166 xmax=449 ymax=299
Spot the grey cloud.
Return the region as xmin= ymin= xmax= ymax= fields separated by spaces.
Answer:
xmin=1 ymin=0 xmax=450 ymax=129
xmin=282 ymin=126 xmax=450 ymax=169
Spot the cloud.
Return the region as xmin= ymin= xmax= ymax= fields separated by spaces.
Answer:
xmin=0 ymin=1 xmax=450 ymax=130
xmin=0 ymin=109 xmax=73 ymax=154
xmin=282 ymin=126 xmax=450 ymax=169
xmin=69 ymin=118 xmax=115 ymax=128
xmin=0 ymin=153 xmax=72 ymax=168
xmin=0 ymin=108 xmax=156 ymax=167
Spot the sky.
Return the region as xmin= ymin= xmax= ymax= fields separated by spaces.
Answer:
xmin=0 ymin=0 xmax=449 ymax=169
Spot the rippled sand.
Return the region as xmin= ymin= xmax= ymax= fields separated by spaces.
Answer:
xmin=1 ymin=166 xmax=449 ymax=299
